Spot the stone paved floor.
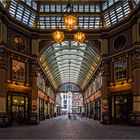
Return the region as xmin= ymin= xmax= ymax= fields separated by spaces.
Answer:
xmin=0 ymin=115 xmax=140 ymax=139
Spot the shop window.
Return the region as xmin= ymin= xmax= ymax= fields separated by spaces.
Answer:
xmin=12 ymin=60 xmax=25 ymax=82
xmin=114 ymin=59 xmax=127 ymax=80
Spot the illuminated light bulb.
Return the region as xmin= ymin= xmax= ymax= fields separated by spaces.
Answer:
xmin=52 ymin=30 xmax=65 ymax=43
xmin=74 ymin=31 xmax=86 ymax=45
xmin=64 ymin=15 xmax=77 ymax=31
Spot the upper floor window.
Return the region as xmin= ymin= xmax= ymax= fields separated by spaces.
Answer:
xmin=64 ymin=100 xmax=67 ymax=105
xmin=64 ymin=105 xmax=67 ymax=109
xmin=114 ymin=59 xmax=127 ymax=80
xmin=12 ymin=60 xmax=25 ymax=82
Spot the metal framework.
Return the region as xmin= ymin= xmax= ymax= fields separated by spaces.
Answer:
xmin=0 ymin=0 xmax=140 ymax=90
xmin=39 ymin=41 xmax=101 ymax=90
xmin=0 ymin=0 xmax=139 ymax=29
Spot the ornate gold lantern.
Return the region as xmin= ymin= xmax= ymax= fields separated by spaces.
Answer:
xmin=74 ymin=31 xmax=85 ymax=44
xmin=52 ymin=30 xmax=65 ymax=43
xmin=64 ymin=15 xmax=78 ymax=31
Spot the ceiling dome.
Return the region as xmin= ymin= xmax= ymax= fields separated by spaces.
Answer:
xmin=0 ymin=0 xmax=140 ymax=30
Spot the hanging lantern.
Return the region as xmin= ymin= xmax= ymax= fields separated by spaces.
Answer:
xmin=74 ymin=31 xmax=85 ymax=44
xmin=64 ymin=15 xmax=78 ymax=31
xmin=52 ymin=30 xmax=65 ymax=43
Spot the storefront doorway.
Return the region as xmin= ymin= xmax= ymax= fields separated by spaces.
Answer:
xmin=111 ymin=93 xmax=132 ymax=123
xmin=7 ymin=94 xmax=30 ymax=125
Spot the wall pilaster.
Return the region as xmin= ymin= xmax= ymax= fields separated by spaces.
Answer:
xmin=0 ymin=48 xmax=9 ymax=126
xmin=30 ymin=60 xmax=39 ymax=124
xmin=100 ymin=60 xmax=110 ymax=124
xmin=130 ymin=46 xmax=140 ymax=125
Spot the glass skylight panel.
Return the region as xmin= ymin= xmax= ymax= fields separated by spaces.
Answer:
xmin=123 ymin=1 xmax=130 ymax=17
xmin=84 ymin=5 xmax=89 ymax=12
xmin=40 ymin=5 xmax=44 ymax=12
xmin=79 ymin=16 xmax=83 ymax=23
xmin=104 ymin=13 xmax=111 ymax=27
xmin=62 ymin=5 xmax=66 ymax=11
xmin=103 ymin=1 xmax=131 ymax=27
xmin=116 ymin=6 xmax=123 ymax=21
xmin=39 ymin=16 xmax=45 ymax=29
xmin=89 ymin=24 xmax=94 ymax=29
xmin=29 ymin=13 xmax=35 ymax=27
xmin=51 ymin=23 xmax=56 ymax=29
xmin=103 ymin=1 xmax=107 ymax=10
xmin=45 ymin=5 xmax=49 ymax=12
xmin=22 ymin=0 xmax=37 ymax=10
xmin=95 ymin=5 xmax=100 ymax=12
xmin=51 ymin=5 xmax=55 ymax=12
xmin=9 ymin=6 xmax=16 ymax=17
xmin=22 ymin=9 xmax=30 ymax=24
xmin=56 ymin=16 xmax=61 ymax=23
xmin=26 ymin=0 xmax=31 ymax=7
xmin=110 ymin=10 xmax=117 ymax=24
xmin=109 ymin=0 xmax=114 ymax=7
xmin=84 ymin=17 xmax=89 ymax=21
xmin=94 ymin=17 xmax=101 ymax=28
xmin=79 ymin=5 xmax=84 ymax=12
xmin=15 ymin=5 xmax=24 ymax=21
xmin=32 ymin=2 xmax=37 ymax=10
xmin=9 ymin=0 xmax=17 ymax=17
xmin=90 ymin=5 xmax=95 ymax=12
xmin=56 ymin=5 xmax=61 ymax=12
xmin=73 ymin=5 xmax=78 ymax=12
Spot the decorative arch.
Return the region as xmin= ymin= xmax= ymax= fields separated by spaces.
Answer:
xmin=39 ymin=40 xmax=101 ymax=90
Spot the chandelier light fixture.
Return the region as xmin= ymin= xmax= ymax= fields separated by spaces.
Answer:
xmin=74 ymin=31 xmax=86 ymax=45
xmin=52 ymin=1 xmax=85 ymax=44
xmin=64 ymin=15 xmax=77 ymax=31
xmin=52 ymin=30 xmax=65 ymax=44
xmin=63 ymin=3 xmax=78 ymax=31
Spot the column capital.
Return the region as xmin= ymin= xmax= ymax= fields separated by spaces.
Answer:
xmin=30 ymin=60 xmax=39 ymax=77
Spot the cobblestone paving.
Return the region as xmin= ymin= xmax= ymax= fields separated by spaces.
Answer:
xmin=0 ymin=115 xmax=140 ymax=139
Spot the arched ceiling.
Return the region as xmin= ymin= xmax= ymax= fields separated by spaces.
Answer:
xmin=0 ymin=0 xmax=140 ymax=30
xmin=39 ymin=41 xmax=101 ymax=90
xmin=0 ymin=0 xmax=140 ymax=91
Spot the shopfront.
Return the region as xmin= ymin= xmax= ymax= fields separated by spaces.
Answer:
xmin=110 ymin=93 xmax=132 ymax=123
xmin=7 ymin=92 xmax=30 ymax=126
xmin=94 ymin=99 xmax=101 ymax=120
xmin=39 ymin=98 xmax=45 ymax=121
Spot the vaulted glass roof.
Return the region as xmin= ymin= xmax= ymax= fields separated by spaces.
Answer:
xmin=0 ymin=0 xmax=140 ymax=30
xmin=39 ymin=41 xmax=101 ymax=90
